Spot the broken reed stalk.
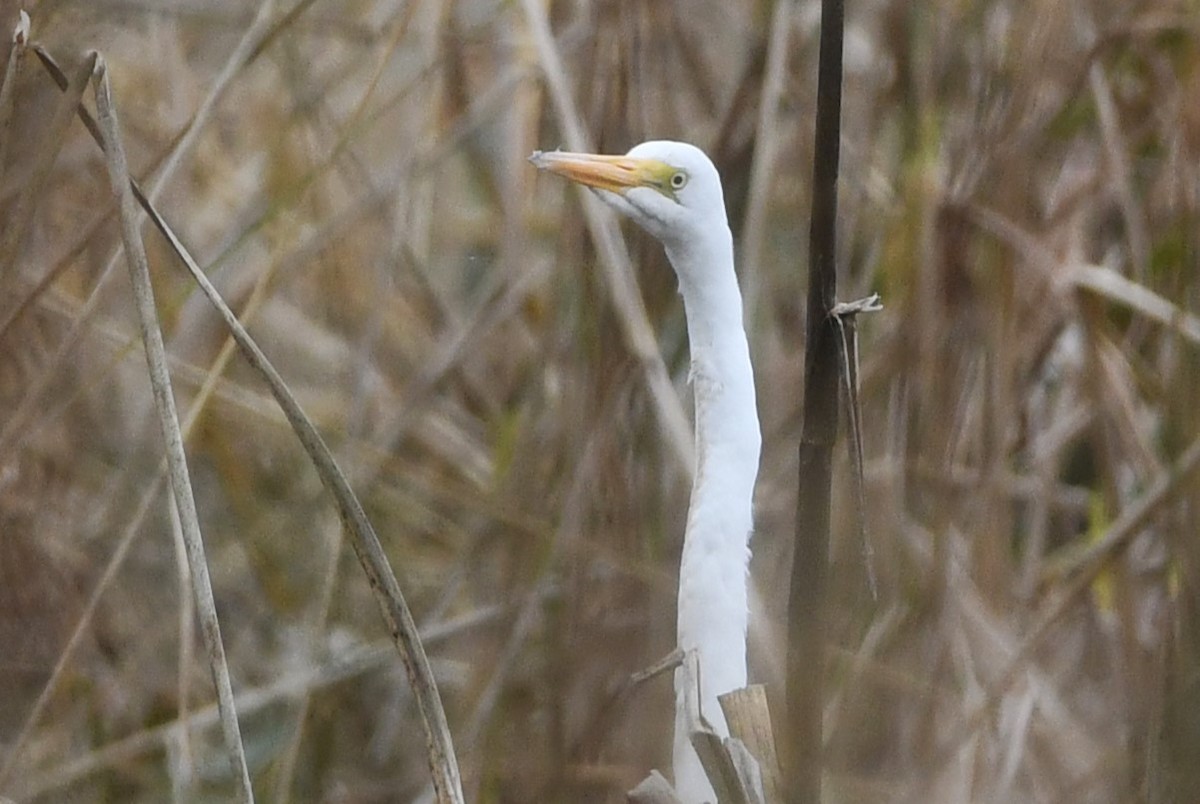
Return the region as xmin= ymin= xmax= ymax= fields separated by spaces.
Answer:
xmin=722 ymin=686 xmax=783 ymax=803
xmin=684 ymin=652 xmax=773 ymax=804
xmin=627 ymin=771 xmax=683 ymax=804
xmin=0 ymin=10 xmax=30 ymax=184
xmin=91 ymin=55 xmax=255 ymax=803
xmin=624 ymin=649 xmax=778 ymax=801
xmin=0 ymin=34 xmax=88 ymax=287
xmin=788 ymin=0 xmax=844 ymax=801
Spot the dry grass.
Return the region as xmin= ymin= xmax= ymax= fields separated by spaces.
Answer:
xmin=1 ymin=0 xmax=1198 ymax=801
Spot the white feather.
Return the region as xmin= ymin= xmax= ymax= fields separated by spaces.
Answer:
xmin=611 ymin=141 xmax=762 ymax=803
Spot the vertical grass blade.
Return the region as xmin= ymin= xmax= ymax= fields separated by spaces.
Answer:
xmin=91 ymin=54 xmax=255 ymax=803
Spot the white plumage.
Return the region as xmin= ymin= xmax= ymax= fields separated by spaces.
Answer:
xmin=532 ymin=141 xmax=761 ymax=803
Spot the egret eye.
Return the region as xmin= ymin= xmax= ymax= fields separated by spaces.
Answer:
xmin=528 ymin=140 xmax=756 ymax=802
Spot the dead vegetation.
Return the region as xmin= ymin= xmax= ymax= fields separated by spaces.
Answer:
xmin=0 ymin=0 xmax=1197 ymax=801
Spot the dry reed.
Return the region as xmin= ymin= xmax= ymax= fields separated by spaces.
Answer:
xmin=0 ymin=1 xmax=1197 ymax=801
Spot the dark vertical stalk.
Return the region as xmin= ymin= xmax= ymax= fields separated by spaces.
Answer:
xmin=787 ymin=0 xmax=843 ymax=802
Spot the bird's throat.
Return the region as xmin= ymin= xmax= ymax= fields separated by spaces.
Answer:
xmin=670 ymin=228 xmax=762 ymax=790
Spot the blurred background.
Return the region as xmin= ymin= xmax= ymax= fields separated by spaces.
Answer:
xmin=1 ymin=0 xmax=1198 ymax=801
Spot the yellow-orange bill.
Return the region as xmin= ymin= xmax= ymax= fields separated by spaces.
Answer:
xmin=529 ymin=150 xmax=657 ymax=193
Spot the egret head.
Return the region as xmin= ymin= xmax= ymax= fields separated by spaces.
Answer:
xmin=530 ymin=140 xmax=728 ymax=250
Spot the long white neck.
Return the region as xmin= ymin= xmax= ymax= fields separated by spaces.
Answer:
xmin=665 ymin=225 xmax=761 ymax=803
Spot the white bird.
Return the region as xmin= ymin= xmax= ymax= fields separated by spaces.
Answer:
xmin=532 ymin=141 xmax=761 ymax=803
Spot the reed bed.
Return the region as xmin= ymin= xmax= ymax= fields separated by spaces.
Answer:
xmin=0 ymin=1 xmax=1197 ymax=801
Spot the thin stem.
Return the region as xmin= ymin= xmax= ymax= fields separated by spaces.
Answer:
xmin=92 ymin=55 xmax=254 ymax=803
xmin=788 ymin=0 xmax=844 ymax=801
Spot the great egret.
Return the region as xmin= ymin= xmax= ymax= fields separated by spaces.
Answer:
xmin=532 ymin=141 xmax=761 ymax=802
